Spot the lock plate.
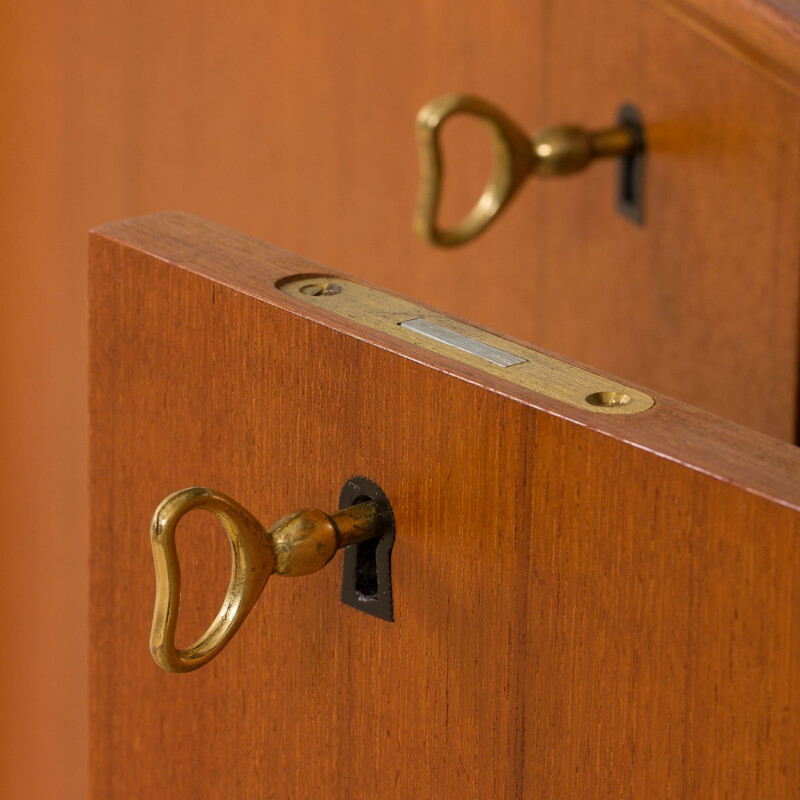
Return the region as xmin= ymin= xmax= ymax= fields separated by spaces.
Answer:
xmin=279 ymin=276 xmax=654 ymax=415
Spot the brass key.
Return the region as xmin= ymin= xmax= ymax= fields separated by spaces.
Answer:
xmin=414 ymin=93 xmax=643 ymax=247
xmin=149 ymin=486 xmax=389 ymax=673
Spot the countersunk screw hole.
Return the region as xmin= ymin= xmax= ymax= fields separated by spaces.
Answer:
xmin=300 ymin=282 xmax=342 ymax=296
xmin=586 ymin=391 xmax=632 ymax=407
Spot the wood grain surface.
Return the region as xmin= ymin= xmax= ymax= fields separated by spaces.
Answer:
xmin=90 ymin=213 xmax=800 ymax=798
xmin=5 ymin=2 xmax=800 ymax=795
xmin=650 ymin=0 xmax=800 ymax=94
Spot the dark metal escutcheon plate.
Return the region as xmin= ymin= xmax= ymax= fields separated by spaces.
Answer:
xmin=339 ymin=476 xmax=394 ymax=622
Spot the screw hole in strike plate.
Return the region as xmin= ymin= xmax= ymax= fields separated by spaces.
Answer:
xmin=299 ymin=282 xmax=342 ymax=296
xmin=340 ymin=476 xmax=394 ymax=622
xmin=616 ymin=104 xmax=645 ymax=225
xmin=586 ymin=390 xmax=632 ymax=407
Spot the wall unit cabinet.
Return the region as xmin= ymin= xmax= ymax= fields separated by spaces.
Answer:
xmin=3 ymin=1 xmax=800 ymax=795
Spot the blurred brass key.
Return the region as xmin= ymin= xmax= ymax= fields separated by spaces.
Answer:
xmin=415 ymin=93 xmax=643 ymax=247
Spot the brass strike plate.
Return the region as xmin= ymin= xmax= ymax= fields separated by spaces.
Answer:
xmin=278 ymin=276 xmax=654 ymax=415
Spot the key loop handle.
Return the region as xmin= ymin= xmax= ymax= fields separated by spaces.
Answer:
xmin=150 ymin=487 xmax=274 ymax=673
xmin=415 ymin=94 xmax=533 ymax=247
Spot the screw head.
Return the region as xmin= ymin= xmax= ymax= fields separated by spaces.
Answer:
xmin=299 ymin=282 xmax=342 ymax=296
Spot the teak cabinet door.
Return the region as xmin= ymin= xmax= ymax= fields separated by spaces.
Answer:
xmin=89 ymin=213 xmax=800 ymax=799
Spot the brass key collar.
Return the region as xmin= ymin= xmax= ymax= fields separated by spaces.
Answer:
xmin=415 ymin=93 xmax=643 ymax=247
xmin=150 ymin=487 xmax=385 ymax=673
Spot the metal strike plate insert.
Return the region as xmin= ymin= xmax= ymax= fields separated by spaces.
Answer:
xmin=278 ymin=277 xmax=655 ymax=415
xmin=399 ymin=318 xmax=526 ymax=367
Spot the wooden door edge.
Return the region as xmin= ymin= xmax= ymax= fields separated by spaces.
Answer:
xmin=89 ymin=211 xmax=800 ymax=512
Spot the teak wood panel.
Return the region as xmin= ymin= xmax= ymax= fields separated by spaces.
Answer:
xmin=90 ymin=214 xmax=800 ymax=799
xmin=6 ymin=2 xmax=800 ymax=795
xmin=651 ymin=0 xmax=800 ymax=95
